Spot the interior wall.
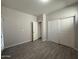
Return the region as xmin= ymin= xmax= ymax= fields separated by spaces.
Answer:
xmin=47 ymin=4 xmax=77 ymax=20
xmin=1 ymin=6 xmax=36 ymax=48
xmin=37 ymin=14 xmax=47 ymax=41
xmin=47 ymin=4 xmax=78 ymax=50
xmin=42 ymin=14 xmax=47 ymax=41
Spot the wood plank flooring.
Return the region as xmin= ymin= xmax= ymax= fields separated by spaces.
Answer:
xmin=2 ymin=40 xmax=78 ymax=59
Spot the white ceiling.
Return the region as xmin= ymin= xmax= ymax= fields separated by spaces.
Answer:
xmin=2 ymin=0 xmax=77 ymax=16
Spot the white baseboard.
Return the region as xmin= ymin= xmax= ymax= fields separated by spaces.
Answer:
xmin=4 ymin=40 xmax=31 ymax=49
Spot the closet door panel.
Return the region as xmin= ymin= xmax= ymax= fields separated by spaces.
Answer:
xmin=48 ymin=20 xmax=60 ymax=43
xmin=48 ymin=17 xmax=75 ymax=48
xmin=60 ymin=17 xmax=75 ymax=48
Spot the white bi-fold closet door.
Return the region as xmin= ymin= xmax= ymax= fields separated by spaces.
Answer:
xmin=48 ymin=19 xmax=60 ymax=43
xmin=48 ymin=17 xmax=75 ymax=48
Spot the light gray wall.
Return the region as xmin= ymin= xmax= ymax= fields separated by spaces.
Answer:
xmin=1 ymin=6 xmax=36 ymax=48
xmin=47 ymin=4 xmax=78 ymax=50
xmin=47 ymin=4 xmax=77 ymax=21
xmin=42 ymin=14 xmax=47 ymax=41
xmin=37 ymin=14 xmax=47 ymax=41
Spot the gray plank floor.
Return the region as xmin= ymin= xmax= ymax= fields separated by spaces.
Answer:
xmin=2 ymin=40 xmax=78 ymax=59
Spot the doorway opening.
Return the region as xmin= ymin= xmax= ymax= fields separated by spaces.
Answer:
xmin=31 ymin=21 xmax=43 ymax=41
